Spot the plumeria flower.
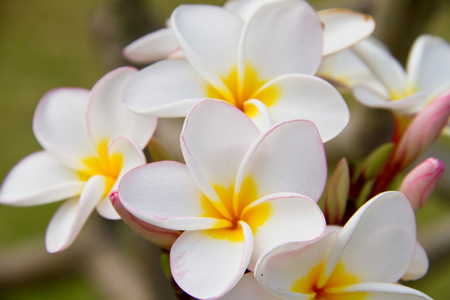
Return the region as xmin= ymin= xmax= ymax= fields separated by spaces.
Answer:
xmin=117 ymin=100 xmax=327 ymax=299
xmin=0 ymin=67 xmax=157 ymax=253
xmin=219 ymin=192 xmax=432 ymax=300
xmin=123 ymin=0 xmax=375 ymax=63
xmin=123 ymin=0 xmax=349 ymax=141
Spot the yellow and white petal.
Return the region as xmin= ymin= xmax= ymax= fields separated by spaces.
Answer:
xmin=170 ymin=221 xmax=253 ymax=299
xmin=181 ymin=100 xmax=260 ymax=207
xmin=255 ymin=233 xmax=337 ymax=298
xmin=33 ymin=88 xmax=95 ymax=169
xmin=123 ymin=59 xmax=210 ymax=117
xmin=236 ymin=120 xmax=327 ymax=211
xmin=45 ymin=175 xmax=106 ymax=253
xmin=322 ymin=192 xmax=416 ymax=286
xmin=0 ymin=151 xmax=84 ymax=206
xmin=328 ymin=282 xmax=432 ymax=300
xmin=87 ymin=67 xmax=157 ymax=149
xmin=241 ymin=0 xmax=323 ymax=81
xmin=242 ymin=193 xmax=326 ymax=270
xmin=319 ymin=9 xmax=375 ymax=57
xmin=407 ymin=34 xmax=450 ymax=95
xmin=171 ymin=4 xmax=243 ymax=91
xmin=243 ymin=99 xmax=274 ymax=131
xmin=402 ymin=241 xmax=429 ymax=281
xmin=118 ymin=161 xmax=230 ymax=231
xmin=254 ymin=74 xmax=349 ymax=142
xmin=352 ymin=39 xmax=408 ymax=97
xmin=122 ymin=28 xmax=179 ymax=64
xmin=217 ymin=272 xmax=277 ymax=300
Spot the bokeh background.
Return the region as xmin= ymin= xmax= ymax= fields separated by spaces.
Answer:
xmin=1 ymin=0 xmax=449 ymax=299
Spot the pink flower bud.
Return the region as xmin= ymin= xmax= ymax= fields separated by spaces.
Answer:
xmin=394 ymin=90 xmax=450 ymax=169
xmin=399 ymin=158 xmax=445 ymax=210
xmin=110 ymin=191 xmax=181 ymax=250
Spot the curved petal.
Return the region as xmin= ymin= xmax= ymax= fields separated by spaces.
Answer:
xmin=171 ymin=4 xmax=243 ymax=91
xmin=170 ymin=221 xmax=253 ymax=299
xmin=45 ymin=175 xmax=106 ymax=253
xmin=319 ymin=9 xmax=375 ymax=56
xmin=241 ymin=0 xmax=323 ymax=81
xmin=181 ymin=100 xmax=260 ymax=211
xmin=224 ymin=0 xmax=277 ymax=21
xmin=331 ymin=282 xmax=432 ymax=299
xmin=243 ymin=98 xmax=274 ymax=131
xmin=118 ymin=161 xmax=230 ymax=231
xmin=87 ymin=67 xmax=157 ymax=149
xmin=402 ymin=241 xmax=429 ymax=281
xmin=352 ymin=39 xmax=408 ymax=97
xmin=242 ymin=193 xmax=326 ymax=270
xmin=123 ymin=59 xmax=210 ymax=117
xmin=235 ymin=120 xmax=327 ymax=213
xmin=255 ymin=233 xmax=337 ymax=297
xmin=321 ymin=192 xmax=417 ymax=286
xmin=122 ymin=28 xmax=179 ymax=64
xmin=217 ymin=272 xmax=277 ymax=300
xmin=33 ymin=88 xmax=95 ymax=169
xmin=255 ymin=74 xmax=349 ymax=142
xmin=353 ymin=84 xmax=429 ymax=114
xmin=0 ymin=151 xmax=84 ymax=206
xmin=407 ymin=34 xmax=450 ymax=95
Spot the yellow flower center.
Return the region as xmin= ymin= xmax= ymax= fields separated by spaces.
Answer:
xmin=206 ymin=64 xmax=280 ymax=117
xmin=77 ymin=140 xmax=123 ymax=196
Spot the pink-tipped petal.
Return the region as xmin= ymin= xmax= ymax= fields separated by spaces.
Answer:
xmin=45 ymin=175 xmax=106 ymax=253
xmin=118 ymin=161 xmax=230 ymax=231
xmin=123 ymin=59 xmax=210 ymax=117
xmin=319 ymin=9 xmax=375 ymax=56
xmin=33 ymin=88 xmax=95 ymax=169
xmin=170 ymin=221 xmax=253 ymax=299
xmin=123 ymin=28 xmax=179 ymax=64
xmin=0 ymin=151 xmax=84 ymax=206
xmin=110 ymin=191 xmax=180 ymax=250
xmin=87 ymin=67 xmax=157 ymax=149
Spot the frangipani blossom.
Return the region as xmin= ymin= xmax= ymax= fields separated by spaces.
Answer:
xmin=123 ymin=0 xmax=349 ymax=141
xmin=118 ymin=100 xmax=327 ymax=299
xmin=0 ymin=67 xmax=157 ymax=253
xmin=123 ymin=0 xmax=375 ymax=63
xmin=219 ymin=192 xmax=432 ymax=300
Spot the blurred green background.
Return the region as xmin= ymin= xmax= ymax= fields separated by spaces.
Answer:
xmin=1 ymin=0 xmax=450 ymax=299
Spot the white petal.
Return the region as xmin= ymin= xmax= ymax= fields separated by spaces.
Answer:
xmin=402 ymin=241 xmax=429 ymax=281
xmin=122 ymin=28 xmax=178 ymax=64
xmin=319 ymin=9 xmax=375 ymax=56
xmin=241 ymin=0 xmax=323 ymax=80
xmin=322 ymin=192 xmax=417 ymax=286
xmin=0 ymin=151 xmax=84 ymax=206
xmin=33 ymin=88 xmax=95 ymax=169
xmin=332 ymin=282 xmax=432 ymax=299
xmin=96 ymin=196 xmax=120 ymax=220
xmin=123 ymin=59 xmax=210 ymax=117
xmin=224 ymin=0 xmax=278 ymax=21
xmin=87 ymin=67 xmax=157 ymax=149
xmin=352 ymin=39 xmax=408 ymax=96
xmin=242 ymin=194 xmax=326 ymax=270
xmin=181 ymin=100 xmax=260 ymax=210
xmin=170 ymin=221 xmax=253 ymax=299
xmin=217 ymin=273 xmax=277 ymax=300
xmin=407 ymin=34 xmax=450 ymax=96
xmin=236 ymin=120 xmax=327 ymax=210
xmin=45 ymin=175 xmax=106 ymax=253
xmin=171 ymin=4 xmax=243 ymax=91
xmin=256 ymin=74 xmax=349 ymax=142
xmin=243 ymin=98 xmax=274 ymax=131
xmin=255 ymin=233 xmax=337 ymax=299
xmin=353 ymin=84 xmax=429 ymax=114
xmin=118 ymin=161 xmax=230 ymax=231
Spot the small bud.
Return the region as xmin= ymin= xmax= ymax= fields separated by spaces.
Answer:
xmin=394 ymin=90 xmax=450 ymax=169
xmin=399 ymin=158 xmax=445 ymax=210
xmin=110 ymin=191 xmax=181 ymax=249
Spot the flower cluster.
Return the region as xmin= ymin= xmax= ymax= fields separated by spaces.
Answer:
xmin=2 ymin=0 xmax=450 ymax=299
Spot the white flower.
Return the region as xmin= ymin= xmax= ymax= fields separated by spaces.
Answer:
xmin=0 ymin=67 xmax=157 ymax=253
